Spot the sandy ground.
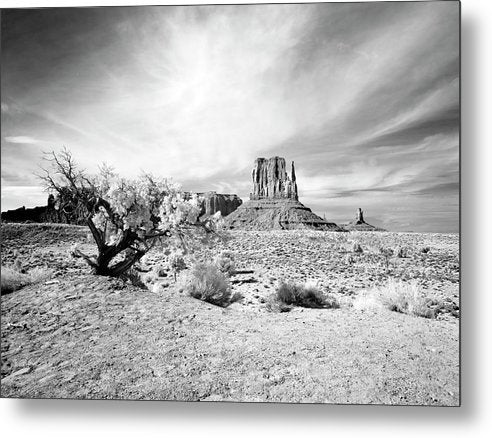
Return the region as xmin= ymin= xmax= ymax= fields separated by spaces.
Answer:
xmin=1 ymin=223 xmax=459 ymax=405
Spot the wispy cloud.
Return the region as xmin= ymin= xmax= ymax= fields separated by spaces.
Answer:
xmin=4 ymin=136 xmax=46 ymax=145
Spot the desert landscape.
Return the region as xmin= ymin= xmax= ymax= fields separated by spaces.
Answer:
xmin=1 ymin=206 xmax=459 ymax=404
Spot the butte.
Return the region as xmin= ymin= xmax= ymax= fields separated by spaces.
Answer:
xmin=225 ymin=156 xmax=341 ymax=231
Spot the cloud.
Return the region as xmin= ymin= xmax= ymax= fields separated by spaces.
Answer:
xmin=4 ymin=136 xmax=46 ymax=145
xmin=1 ymin=102 xmax=9 ymax=113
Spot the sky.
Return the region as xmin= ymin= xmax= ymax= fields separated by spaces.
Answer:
xmin=0 ymin=2 xmax=460 ymax=232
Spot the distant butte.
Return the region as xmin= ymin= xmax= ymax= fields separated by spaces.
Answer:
xmin=341 ymin=208 xmax=386 ymax=231
xmin=225 ymin=156 xmax=341 ymax=231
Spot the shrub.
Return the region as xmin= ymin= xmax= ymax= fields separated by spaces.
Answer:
xmin=377 ymin=278 xmax=435 ymax=319
xmin=352 ymin=292 xmax=384 ymax=311
xmin=275 ymin=281 xmax=339 ymax=309
xmin=265 ymin=294 xmax=293 ymax=313
xmin=395 ymin=247 xmax=408 ymax=258
xmin=180 ymin=262 xmax=240 ymax=307
xmin=1 ymin=265 xmax=53 ymax=295
xmin=379 ymin=247 xmax=394 ymax=269
xmin=213 ymin=251 xmax=236 ymax=275
xmin=379 ymin=247 xmax=394 ymax=257
xmin=353 ymin=243 xmax=363 ymax=253
xmin=168 ymin=253 xmax=186 ymax=282
xmin=1 ymin=266 xmax=26 ymax=294
xmin=120 ymin=267 xmax=147 ymax=289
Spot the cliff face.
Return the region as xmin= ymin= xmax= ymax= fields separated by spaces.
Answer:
xmin=1 ymin=205 xmax=50 ymax=223
xmin=251 ymin=157 xmax=298 ymax=201
xmin=2 ymin=191 xmax=242 ymax=224
xmin=1 ymin=194 xmax=85 ymax=225
xmin=197 ymin=192 xmax=242 ymax=217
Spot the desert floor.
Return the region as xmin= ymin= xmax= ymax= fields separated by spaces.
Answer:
xmin=1 ymin=223 xmax=459 ymax=405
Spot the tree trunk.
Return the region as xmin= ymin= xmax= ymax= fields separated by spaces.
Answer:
xmin=94 ymin=247 xmax=115 ymax=276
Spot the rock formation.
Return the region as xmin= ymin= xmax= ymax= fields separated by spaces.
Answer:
xmin=2 ymin=190 xmax=242 ymax=224
xmin=1 ymin=204 xmax=50 ymax=223
xmin=251 ymin=157 xmax=298 ymax=201
xmin=225 ymin=157 xmax=341 ymax=231
xmin=0 ymin=193 xmax=82 ymax=224
xmin=196 ymin=192 xmax=242 ymax=217
xmin=341 ymin=208 xmax=386 ymax=231
xmin=356 ymin=207 xmax=364 ymax=223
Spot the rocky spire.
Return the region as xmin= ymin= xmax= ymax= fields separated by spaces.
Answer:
xmin=250 ymin=156 xmax=298 ymax=200
xmin=356 ymin=208 xmax=364 ymax=223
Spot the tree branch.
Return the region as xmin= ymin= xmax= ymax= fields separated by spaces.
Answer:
xmin=109 ymin=250 xmax=145 ymax=277
xmin=87 ymin=217 xmax=105 ymax=251
xmin=72 ymin=247 xmax=98 ymax=269
xmin=143 ymin=230 xmax=172 ymax=240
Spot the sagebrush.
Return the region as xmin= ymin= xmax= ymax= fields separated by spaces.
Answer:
xmin=179 ymin=262 xmax=241 ymax=307
xmin=213 ymin=251 xmax=236 ymax=275
xmin=1 ymin=265 xmax=53 ymax=295
xmin=375 ymin=278 xmax=435 ymax=318
xmin=274 ymin=281 xmax=339 ymax=309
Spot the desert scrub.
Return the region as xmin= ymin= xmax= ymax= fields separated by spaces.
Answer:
xmin=265 ymin=294 xmax=294 ymax=313
xmin=1 ymin=264 xmax=53 ymax=295
xmin=376 ymin=278 xmax=435 ymax=319
xmin=395 ymin=246 xmax=408 ymax=258
xmin=352 ymin=292 xmax=384 ymax=312
xmin=168 ymin=253 xmax=186 ymax=282
xmin=120 ymin=267 xmax=147 ymax=289
xmin=379 ymin=247 xmax=394 ymax=269
xmin=213 ymin=250 xmax=236 ymax=275
xmin=274 ymin=281 xmax=339 ymax=309
xmin=352 ymin=243 xmax=363 ymax=253
xmin=179 ymin=261 xmax=241 ymax=307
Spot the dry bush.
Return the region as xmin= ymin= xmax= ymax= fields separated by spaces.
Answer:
xmin=1 ymin=265 xmax=53 ymax=295
xmin=179 ymin=262 xmax=240 ymax=307
xmin=275 ymin=281 xmax=339 ymax=309
xmin=352 ymin=243 xmax=363 ymax=253
xmin=395 ymin=246 xmax=408 ymax=258
xmin=265 ymin=294 xmax=293 ymax=313
xmin=120 ymin=267 xmax=147 ymax=289
xmin=352 ymin=292 xmax=384 ymax=311
xmin=376 ymin=279 xmax=435 ymax=318
xmin=379 ymin=247 xmax=394 ymax=270
xmin=213 ymin=251 xmax=236 ymax=275
xmin=168 ymin=254 xmax=186 ymax=282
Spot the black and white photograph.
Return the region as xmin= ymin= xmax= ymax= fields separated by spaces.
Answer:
xmin=1 ymin=1 xmax=460 ymax=406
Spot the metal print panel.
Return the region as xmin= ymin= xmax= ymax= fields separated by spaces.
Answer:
xmin=0 ymin=1 xmax=460 ymax=405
